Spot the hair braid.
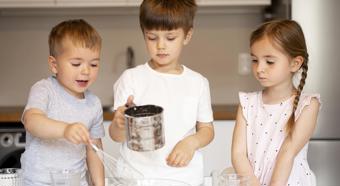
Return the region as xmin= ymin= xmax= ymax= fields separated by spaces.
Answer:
xmin=287 ymin=60 xmax=308 ymax=135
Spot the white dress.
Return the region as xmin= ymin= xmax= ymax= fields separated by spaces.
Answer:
xmin=239 ymin=91 xmax=320 ymax=186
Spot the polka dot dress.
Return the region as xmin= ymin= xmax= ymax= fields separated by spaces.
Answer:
xmin=239 ymin=91 xmax=320 ymax=186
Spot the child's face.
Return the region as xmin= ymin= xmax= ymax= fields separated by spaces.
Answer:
xmin=250 ymin=36 xmax=299 ymax=88
xmin=48 ymin=40 xmax=100 ymax=99
xmin=143 ymin=28 xmax=192 ymax=70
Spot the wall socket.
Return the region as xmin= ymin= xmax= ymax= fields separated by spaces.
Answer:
xmin=238 ymin=52 xmax=252 ymax=75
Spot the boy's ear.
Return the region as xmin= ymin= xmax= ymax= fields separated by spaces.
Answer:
xmin=48 ymin=56 xmax=58 ymax=74
xmin=183 ymin=28 xmax=193 ymax=45
xmin=290 ymin=56 xmax=304 ymax=72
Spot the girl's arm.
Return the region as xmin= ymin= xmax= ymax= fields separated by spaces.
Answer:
xmin=166 ymin=122 xmax=214 ymax=167
xmin=270 ymin=98 xmax=320 ymax=186
xmin=86 ymin=139 xmax=104 ymax=186
xmin=232 ymin=105 xmax=260 ymax=186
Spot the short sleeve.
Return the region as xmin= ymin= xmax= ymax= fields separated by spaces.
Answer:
xmin=294 ymin=93 xmax=321 ymax=121
xmin=89 ymin=100 xmax=105 ymax=139
xmin=197 ymin=77 xmax=213 ymax=123
xmin=113 ymin=69 xmax=134 ymax=110
xmin=22 ymin=80 xmax=50 ymax=122
xmin=239 ymin=92 xmax=249 ymax=121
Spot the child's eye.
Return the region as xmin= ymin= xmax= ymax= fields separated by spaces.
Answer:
xmin=147 ymin=37 xmax=157 ymax=41
xmin=167 ymin=37 xmax=176 ymax=41
xmin=90 ymin=64 xmax=98 ymax=67
xmin=251 ymin=59 xmax=258 ymax=63
xmin=71 ymin=63 xmax=80 ymax=67
xmin=266 ymin=60 xmax=275 ymax=64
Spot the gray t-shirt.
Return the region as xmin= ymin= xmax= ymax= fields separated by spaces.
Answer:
xmin=20 ymin=76 xmax=105 ymax=186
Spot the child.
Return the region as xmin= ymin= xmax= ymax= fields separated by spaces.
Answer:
xmin=20 ymin=19 xmax=105 ymax=186
xmin=109 ymin=0 xmax=214 ymax=185
xmin=231 ymin=20 xmax=321 ymax=186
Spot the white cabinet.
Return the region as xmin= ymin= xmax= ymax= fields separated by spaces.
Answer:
xmin=198 ymin=0 xmax=270 ymax=6
xmin=0 ymin=0 xmax=269 ymax=8
xmin=0 ymin=0 xmax=136 ymax=8
xmin=102 ymin=121 xmax=121 ymax=158
xmin=55 ymin=0 xmax=126 ymax=8
xmin=201 ymin=120 xmax=235 ymax=176
xmin=0 ymin=0 xmax=54 ymax=8
xmin=102 ymin=120 xmax=236 ymax=177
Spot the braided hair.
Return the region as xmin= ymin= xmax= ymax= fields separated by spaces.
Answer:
xmin=250 ymin=20 xmax=309 ymax=136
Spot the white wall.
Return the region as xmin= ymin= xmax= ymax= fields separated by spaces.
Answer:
xmin=0 ymin=9 xmax=262 ymax=106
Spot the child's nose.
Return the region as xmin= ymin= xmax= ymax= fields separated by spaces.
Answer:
xmin=157 ymin=39 xmax=165 ymax=49
xmin=256 ymin=62 xmax=266 ymax=73
xmin=81 ymin=65 xmax=90 ymax=74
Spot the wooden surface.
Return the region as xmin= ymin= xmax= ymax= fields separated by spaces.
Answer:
xmin=0 ymin=105 xmax=238 ymax=122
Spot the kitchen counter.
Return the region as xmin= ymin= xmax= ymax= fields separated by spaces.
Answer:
xmin=0 ymin=105 xmax=237 ymax=122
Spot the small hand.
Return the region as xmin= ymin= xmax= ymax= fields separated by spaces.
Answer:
xmin=166 ymin=137 xmax=197 ymax=167
xmin=113 ymin=95 xmax=135 ymax=129
xmin=63 ymin=122 xmax=90 ymax=145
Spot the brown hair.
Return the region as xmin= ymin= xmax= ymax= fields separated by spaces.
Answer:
xmin=139 ymin=0 xmax=197 ymax=34
xmin=48 ymin=19 xmax=102 ymax=57
xmin=250 ymin=19 xmax=309 ymax=136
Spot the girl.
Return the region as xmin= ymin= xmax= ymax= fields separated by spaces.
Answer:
xmin=231 ymin=20 xmax=321 ymax=186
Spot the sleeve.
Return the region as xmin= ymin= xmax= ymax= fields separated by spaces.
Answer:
xmin=238 ymin=92 xmax=249 ymax=122
xmin=21 ymin=81 xmax=49 ymax=122
xmin=113 ymin=70 xmax=134 ymax=111
xmin=89 ymin=99 xmax=105 ymax=139
xmin=197 ymin=77 xmax=213 ymax=123
xmin=294 ymin=93 xmax=321 ymax=121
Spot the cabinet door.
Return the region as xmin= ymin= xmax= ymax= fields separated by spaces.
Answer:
xmin=55 ymin=0 xmax=126 ymax=7
xmin=201 ymin=120 xmax=235 ymax=176
xmin=0 ymin=0 xmax=54 ymax=8
xmin=102 ymin=121 xmax=121 ymax=158
xmin=126 ymin=0 xmax=141 ymax=6
xmin=198 ymin=0 xmax=270 ymax=6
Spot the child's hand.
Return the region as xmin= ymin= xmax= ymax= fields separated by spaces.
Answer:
xmin=63 ymin=122 xmax=90 ymax=145
xmin=113 ymin=95 xmax=135 ymax=129
xmin=166 ymin=137 xmax=198 ymax=167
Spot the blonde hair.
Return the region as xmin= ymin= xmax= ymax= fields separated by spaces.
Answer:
xmin=250 ymin=19 xmax=309 ymax=136
xmin=48 ymin=19 xmax=102 ymax=57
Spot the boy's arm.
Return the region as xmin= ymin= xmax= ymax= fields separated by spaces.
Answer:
xmin=109 ymin=105 xmax=127 ymax=142
xmin=23 ymin=108 xmax=90 ymax=144
xmin=23 ymin=108 xmax=67 ymax=139
xmin=109 ymin=95 xmax=134 ymax=142
xmin=86 ymin=139 xmax=104 ymax=186
xmin=270 ymin=98 xmax=320 ymax=186
xmin=166 ymin=121 xmax=214 ymax=167
xmin=190 ymin=121 xmax=214 ymax=150
xmin=232 ymin=105 xmax=260 ymax=186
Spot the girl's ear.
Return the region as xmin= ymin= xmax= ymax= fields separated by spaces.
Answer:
xmin=48 ymin=56 xmax=58 ymax=74
xmin=290 ymin=56 xmax=304 ymax=72
xmin=183 ymin=28 xmax=193 ymax=45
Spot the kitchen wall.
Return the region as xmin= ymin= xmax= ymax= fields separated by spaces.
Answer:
xmin=0 ymin=7 xmax=262 ymax=106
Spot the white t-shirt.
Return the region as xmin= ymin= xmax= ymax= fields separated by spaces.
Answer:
xmin=113 ymin=63 xmax=213 ymax=186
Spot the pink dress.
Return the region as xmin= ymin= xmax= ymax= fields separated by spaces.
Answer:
xmin=239 ymin=91 xmax=320 ymax=186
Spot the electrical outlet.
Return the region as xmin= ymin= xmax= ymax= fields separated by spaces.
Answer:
xmin=238 ymin=53 xmax=251 ymax=75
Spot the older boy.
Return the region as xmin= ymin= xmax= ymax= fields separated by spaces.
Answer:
xmin=109 ymin=1 xmax=214 ymax=185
